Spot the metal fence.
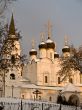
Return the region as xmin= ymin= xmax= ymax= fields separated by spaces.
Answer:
xmin=0 ymin=98 xmax=81 ymax=110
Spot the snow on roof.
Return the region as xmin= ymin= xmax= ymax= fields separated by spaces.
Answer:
xmin=40 ymin=41 xmax=45 ymax=45
xmin=62 ymin=83 xmax=80 ymax=93
xmin=0 ymin=98 xmax=21 ymax=103
xmin=30 ymin=48 xmax=36 ymax=51
xmin=63 ymin=45 xmax=69 ymax=49
xmin=54 ymin=51 xmax=58 ymax=54
xmin=20 ymin=78 xmax=30 ymax=82
xmin=20 ymin=83 xmax=63 ymax=91
xmin=46 ymin=39 xmax=53 ymax=43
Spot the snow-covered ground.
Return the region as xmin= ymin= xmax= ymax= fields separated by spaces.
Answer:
xmin=0 ymin=98 xmax=81 ymax=110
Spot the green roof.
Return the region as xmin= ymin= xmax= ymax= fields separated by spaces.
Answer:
xmin=9 ymin=13 xmax=15 ymax=35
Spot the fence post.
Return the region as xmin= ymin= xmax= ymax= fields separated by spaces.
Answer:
xmin=21 ymin=99 xmax=22 ymax=110
xmin=42 ymin=103 xmax=43 ymax=110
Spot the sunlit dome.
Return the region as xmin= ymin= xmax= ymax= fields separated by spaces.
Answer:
xmin=29 ymin=40 xmax=37 ymax=55
xmin=46 ymin=39 xmax=55 ymax=49
xmin=39 ymin=41 xmax=47 ymax=49
xmin=62 ymin=45 xmax=70 ymax=53
xmin=54 ymin=51 xmax=59 ymax=58
xmin=29 ymin=48 xmax=37 ymax=55
xmin=62 ymin=36 xmax=70 ymax=53
xmin=39 ymin=32 xmax=47 ymax=49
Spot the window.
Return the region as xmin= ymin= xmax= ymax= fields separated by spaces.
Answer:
xmin=22 ymin=95 xmax=24 ymax=99
xmin=45 ymin=76 xmax=48 ymax=83
xmin=49 ymin=96 xmax=52 ymax=101
xmin=69 ymin=78 xmax=73 ymax=83
xmin=50 ymin=52 xmax=52 ymax=59
xmin=11 ymin=55 xmax=15 ymax=64
xmin=58 ymin=77 xmax=60 ymax=84
xmin=10 ymin=73 xmax=15 ymax=80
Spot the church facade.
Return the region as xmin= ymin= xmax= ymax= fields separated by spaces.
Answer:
xmin=0 ymin=14 xmax=82 ymax=103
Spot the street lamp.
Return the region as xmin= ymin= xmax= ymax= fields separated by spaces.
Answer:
xmin=33 ymin=89 xmax=42 ymax=100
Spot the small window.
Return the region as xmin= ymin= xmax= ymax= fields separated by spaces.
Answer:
xmin=45 ymin=76 xmax=48 ymax=83
xmin=10 ymin=74 xmax=15 ymax=80
xmin=22 ymin=95 xmax=24 ymax=99
xmin=49 ymin=96 xmax=52 ymax=101
xmin=50 ymin=52 xmax=52 ymax=59
xmin=69 ymin=78 xmax=73 ymax=83
xmin=11 ymin=55 xmax=15 ymax=64
xmin=58 ymin=77 xmax=60 ymax=84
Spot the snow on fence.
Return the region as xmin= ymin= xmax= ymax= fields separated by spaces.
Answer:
xmin=0 ymin=98 xmax=81 ymax=110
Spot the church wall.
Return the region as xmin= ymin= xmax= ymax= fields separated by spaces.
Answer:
xmin=39 ymin=49 xmax=46 ymax=58
xmin=5 ymin=86 xmax=21 ymax=98
xmin=63 ymin=52 xmax=70 ymax=58
xmin=21 ymin=88 xmax=58 ymax=102
xmin=36 ymin=58 xmax=59 ymax=86
xmin=23 ymin=62 xmax=37 ymax=84
xmin=37 ymin=59 xmax=52 ymax=86
xmin=46 ymin=48 xmax=54 ymax=60
xmin=30 ymin=55 xmax=37 ymax=61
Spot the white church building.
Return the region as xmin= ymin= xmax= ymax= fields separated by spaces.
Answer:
xmin=0 ymin=14 xmax=82 ymax=104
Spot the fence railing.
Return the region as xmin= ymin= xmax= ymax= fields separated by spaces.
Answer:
xmin=0 ymin=98 xmax=81 ymax=110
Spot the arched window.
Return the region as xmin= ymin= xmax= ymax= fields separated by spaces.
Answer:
xmin=45 ymin=76 xmax=48 ymax=83
xmin=58 ymin=77 xmax=60 ymax=84
xmin=10 ymin=73 xmax=15 ymax=80
xmin=69 ymin=78 xmax=73 ymax=83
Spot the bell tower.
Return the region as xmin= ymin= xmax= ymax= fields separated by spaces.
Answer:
xmin=1 ymin=13 xmax=22 ymax=97
xmin=1 ymin=13 xmax=21 ymax=65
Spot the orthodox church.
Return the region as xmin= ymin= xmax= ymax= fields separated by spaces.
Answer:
xmin=0 ymin=14 xmax=82 ymax=103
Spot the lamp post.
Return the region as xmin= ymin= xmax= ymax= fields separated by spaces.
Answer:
xmin=21 ymin=99 xmax=23 ymax=110
xmin=33 ymin=89 xmax=42 ymax=100
xmin=42 ymin=103 xmax=44 ymax=110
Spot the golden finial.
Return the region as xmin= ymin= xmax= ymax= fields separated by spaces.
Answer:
xmin=64 ymin=35 xmax=68 ymax=46
xmin=47 ymin=20 xmax=52 ymax=39
xmin=40 ymin=32 xmax=45 ymax=42
xmin=32 ymin=39 xmax=35 ymax=49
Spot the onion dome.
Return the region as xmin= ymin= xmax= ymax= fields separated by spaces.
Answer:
xmin=62 ymin=36 xmax=70 ymax=53
xmin=46 ymin=39 xmax=55 ymax=49
xmin=29 ymin=40 xmax=37 ymax=56
xmin=54 ymin=52 xmax=59 ymax=58
xmin=39 ymin=32 xmax=47 ymax=49
xmin=29 ymin=48 xmax=37 ymax=55
xmin=62 ymin=45 xmax=70 ymax=53
xmin=39 ymin=41 xmax=47 ymax=49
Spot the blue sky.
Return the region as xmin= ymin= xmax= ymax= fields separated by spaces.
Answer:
xmin=7 ymin=0 xmax=82 ymax=55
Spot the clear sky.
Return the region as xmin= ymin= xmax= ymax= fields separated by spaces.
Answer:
xmin=7 ymin=0 xmax=82 ymax=55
